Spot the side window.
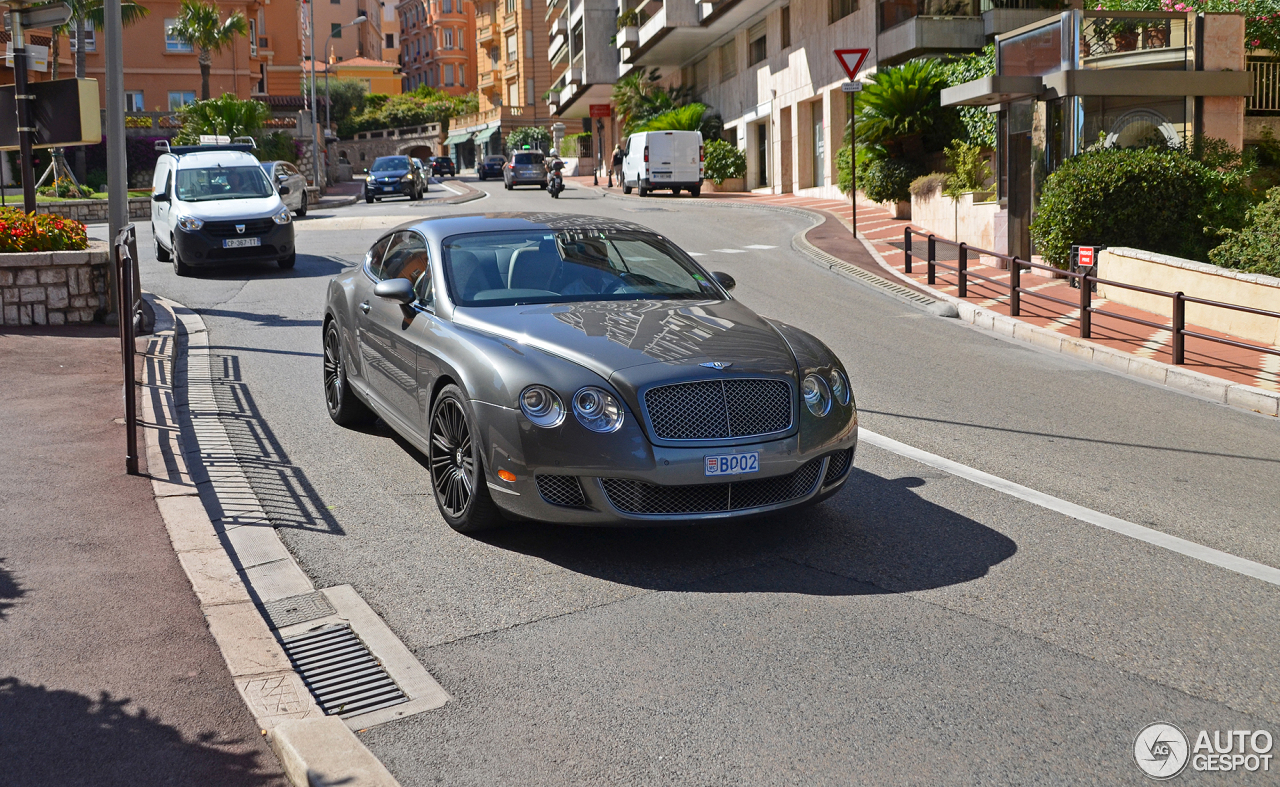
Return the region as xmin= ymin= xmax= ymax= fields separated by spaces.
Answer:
xmin=152 ymin=161 xmax=170 ymax=195
xmin=379 ymin=232 xmax=431 ymax=307
xmin=365 ymin=235 xmax=394 ymax=280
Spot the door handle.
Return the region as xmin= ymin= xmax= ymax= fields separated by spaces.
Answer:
xmin=359 ymin=301 xmax=371 ymax=314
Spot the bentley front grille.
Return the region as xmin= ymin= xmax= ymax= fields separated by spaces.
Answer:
xmin=823 ymin=448 xmax=853 ymax=485
xmin=600 ymin=458 xmax=823 ymax=516
xmin=536 ymin=475 xmax=588 ymax=508
xmin=643 ymin=378 xmax=791 ymax=441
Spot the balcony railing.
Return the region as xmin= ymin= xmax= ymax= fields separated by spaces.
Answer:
xmin=880 ymin=0 xmax=978 ymax=32
xmin=1248 ymin=58 xmax=1280 ymax=115
xmin=1079 ymin=13 xmax=1187 ymax=62
xmin=478 ymin=23 xmax=498 ymax=43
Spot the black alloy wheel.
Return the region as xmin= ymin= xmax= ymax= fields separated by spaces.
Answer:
xmin=428 ymin=385 xmax=503 ymax=533
xmin=323 ymin=321 xmax=375 ymax=427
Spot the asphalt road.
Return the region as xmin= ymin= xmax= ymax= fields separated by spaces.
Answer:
xmin=113 ymin=179 xmax=1280 ymax=785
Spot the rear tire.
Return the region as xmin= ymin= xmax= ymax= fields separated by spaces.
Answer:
xmin=623 ymin=184 xmax=632 ymax=195
xmin=154 ymin=235 xmax=171 ymax=262
xmin=638 ymin=186 xmax=649 ymax=197
xmin=690 ymin=186 xmax=701 ymax=197
xmin=428 ymin=385 xmax=504 ymax=534
xmin=172 ymin=243 xmax=193 ymax=277
xmin=672 ymin=188 xmax=681 ymax=196
xmin=323 ymin=320 xmax=376 ymax=428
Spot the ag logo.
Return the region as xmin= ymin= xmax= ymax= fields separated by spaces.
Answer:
xmin=1135 ymin=722 xmax=1190 ymax=779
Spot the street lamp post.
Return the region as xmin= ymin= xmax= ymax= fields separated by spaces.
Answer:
xmin=325 ymin=16 xmax=367 ymax=142
xmin=307 ymin=0 xmax=319 ymax=190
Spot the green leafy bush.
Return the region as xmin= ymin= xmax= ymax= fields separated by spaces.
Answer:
xmin=339 ymin=87 xmax=476 ymax=138
xmin=174 ymin=94 xmax=269 ymax=143
xmin=943 ymin=141 xmax=993 ymax=198
xmin=704 ymin=138 xmax=746 ymax=184
xmin=37 ymin=177 xmax=94 ymax=199
xmin=255 ymin=131 xmax=298 ymax=164
xmin=939 ymin=46 xmax=996 ymax=149
xmin=0 ymin=209 xmax=89 ymax=253
xmin=506 ymin=126 xmax=551 ymax=153
xmin=1030 ymin=145 xmax=1252 ymax=268
xmin=855 ymin=59 xmax=959 ymax=159
xmin=1208 ymin=187 xmax=1280 ymax=276
xmin=857 ymin=157 xmax=921 ymax=203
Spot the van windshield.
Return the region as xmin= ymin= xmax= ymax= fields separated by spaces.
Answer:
xmin=175 ymin=166 xmax=273 ymax=202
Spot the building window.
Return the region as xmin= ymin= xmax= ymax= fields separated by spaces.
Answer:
xmin=507 ymin=33 xmax=517 ymax=61
xmin=720 ymin=39 xmax=737 ymax=82
xmin=331 ymin=22 xmax=343 ymax=38
xmin=330 ymin=0 xmax=340 ymax=4
xmin=524 ymin=0 xmax=531 ymax=8
xmin=781 ymin=6 xmax=791 ymax=49
xmin=69 ymin=20 xmax=96 ymax=52
xmin=386 ymin=33 xmax=395 ymax=48
xmin=248 ymin=18 xmax=257 ymax=56
xmin=527 ymin=78 xmax=534 ymax=106
xmin=829 ymin=0 xmax=856 ymax=24
xmin=505 ymin=0 xmax=515 ymax=13
xmin=508 ymin=82 xmax=518 ymax=107
xmin=525 ymin=29 xmax=533 ymax=58
xmin=168 ymin=91 xmax=196 ymax=110
xmin=693 ymin=57 xmax=709 ymax=99
xmin=748 ymin=22 xmax=766 ymax=66
xmin=444 ymin=0 xmax=452 ymax=11
xmin=443 ymin=28 xmax=453 ymax=48
xmin=164 ymin=20 xmax=193 ymax=52
xmin=124 ymin=91 xmax=144 ymax=111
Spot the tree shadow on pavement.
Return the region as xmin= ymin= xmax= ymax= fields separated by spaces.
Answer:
xmin=0 ymin=558 xmax=25 ymax=620
xmin=0 ymin=678 xmax=281 ymax=787
xmin=484 ymin=468 xmax=1017 ymax=596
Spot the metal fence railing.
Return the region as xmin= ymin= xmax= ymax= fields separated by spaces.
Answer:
xmin=903 ymin=228 xmax=1280 ymax=367
xmin=1247 ymin=58 xmax=1280 ymax=115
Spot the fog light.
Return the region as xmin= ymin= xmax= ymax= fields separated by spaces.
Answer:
xmin=498 ymin=469 xmax=517 ymax=483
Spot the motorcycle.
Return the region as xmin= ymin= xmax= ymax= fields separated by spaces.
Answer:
xmin=547 ymin=160 xmax=565 ymax=199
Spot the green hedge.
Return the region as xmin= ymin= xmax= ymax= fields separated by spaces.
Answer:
xmin=704 ymin=138 xmax=745 ymax=184
xmin=1208 ymin=186 xmax=1280 ymax=276
xmin=856 ymin=157 xmax=920 ymax=203
xmin=1030 ymin=146 xmax=1251 ymax=268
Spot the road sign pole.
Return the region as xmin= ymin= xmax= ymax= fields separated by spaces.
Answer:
xmin=850 ymin=91 xmax=856 ymax=246
xmin=12 ymin=9 xmax=37 ymax=213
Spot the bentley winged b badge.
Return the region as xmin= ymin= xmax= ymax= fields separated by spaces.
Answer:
xmin=700 ymin=361 xmax=733 ymax=370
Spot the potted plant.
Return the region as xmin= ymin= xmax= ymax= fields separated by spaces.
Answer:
xmin=703 ymin=138 xmax=746 ymax=191
xmin=617 ymin=9 xmax=639 ymax=48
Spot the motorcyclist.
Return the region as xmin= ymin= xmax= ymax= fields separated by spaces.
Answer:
xmin=546 ymin=147 xmax=565 ymax=196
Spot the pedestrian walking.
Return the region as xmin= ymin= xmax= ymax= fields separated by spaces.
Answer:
xmin=610 ymin=144 xmax=624 ymax=188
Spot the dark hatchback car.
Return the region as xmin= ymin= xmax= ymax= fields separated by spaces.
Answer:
xmin=430 ymin=156 xmax=456 ymax=177
xmin=364 ymin=156 xmax=427 ymax=203
xmin=477 ymin=155 xmax=506 ymax=180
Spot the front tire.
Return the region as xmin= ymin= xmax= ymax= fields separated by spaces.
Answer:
xmin=323 ymin=320 xmax=376 ymax=427
xmin=154 ymin=235 xmax=171 ymax=262
xmin=172 ymin=242 xmax=193 ymax=277
xmin=428 ymin=385 xmax=504 ymax=533
xmin=296 ymin=191 xmax=308 ymax=217
xmin=365 ymin=194 xmax=374 ymax=204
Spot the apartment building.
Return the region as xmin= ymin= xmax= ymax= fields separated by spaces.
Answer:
xmin=315 ymin=0 xmax=386 ymax=64
xmin=547 ymin=0 xmax=619 ymax=121
xmin=383 ymin=0 xmax=402 ymax=64
xmin=397 ymin=0 xmax=476 ymax=94
xmin=444 ymin=0 xmax=553 ymax=165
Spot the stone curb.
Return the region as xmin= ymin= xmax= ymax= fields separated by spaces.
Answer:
xmin=583 ymin=183 xmax=1279 ymax=418
xmin=139 ymin=294 xmax=404 ymax=787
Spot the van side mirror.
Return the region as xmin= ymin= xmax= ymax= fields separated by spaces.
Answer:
xmin=152 ymin=191 xmax=169 ymax=202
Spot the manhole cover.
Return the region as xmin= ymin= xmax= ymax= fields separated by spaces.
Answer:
xmin=261 ymin=591 xmax=336 ymax=630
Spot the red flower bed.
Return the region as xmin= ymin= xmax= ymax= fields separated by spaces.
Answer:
xmin=0 ymin=209 xmax=89 ymax=253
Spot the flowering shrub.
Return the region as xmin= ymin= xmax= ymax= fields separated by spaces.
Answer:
xmin=0 ymin=209 xmax=90 ymax=253
xmin=1098 ymin=0 xmax=1280 ymax=52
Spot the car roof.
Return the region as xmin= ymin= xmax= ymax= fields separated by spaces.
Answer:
xmin=388 ymin=212 xmax=659 ymax=242
xmin=171 ymin=150 xmax=262 ymax=169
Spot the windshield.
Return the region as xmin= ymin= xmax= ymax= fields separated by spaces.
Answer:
xmin=175 ymin=166 xmax=273 ymax=202
xmin=371 ymin=157 xmax=409 ymax=172
xmin=443 ymin=229 xmax=723 ymax=307
xmin=513 ymin=153 xmax=544 ymax=166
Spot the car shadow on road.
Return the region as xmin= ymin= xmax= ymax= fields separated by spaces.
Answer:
xmin=482 ymin=468 xmax=1018 ymax=596
xmin=0 ymin=678 xmax=281 ymax=787
xmin=182 ymin=253 xmax=349 ymax=281
xmin=0 ymin=558 xmax=25 ymax=620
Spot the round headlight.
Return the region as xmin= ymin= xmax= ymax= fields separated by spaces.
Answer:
xmin=802 ymin=374 xmax=831 ymax=417
xmin=573 ymin=387 xmax=625 ymax=433
xmin=519 ymin=385 xmax=565 ymax=428
xmin=829 ymin=369 xmax=850 ymax=406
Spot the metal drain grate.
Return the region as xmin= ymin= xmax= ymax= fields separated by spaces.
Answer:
xmin=795 ymin=236 xmax=937 ymax=306
xmin=260 ymin=591 xmax=336 ymax=630
xmin=280 ymin=624 xmax=408 ymax=717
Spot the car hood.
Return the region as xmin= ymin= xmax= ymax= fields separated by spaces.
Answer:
xmin=453 ymin=299 xmax=798 ymax=404
xmin=175 ymin=195 xmax=283 ymax=220
xmin=370 ymin=169 xmax=410 ymax=179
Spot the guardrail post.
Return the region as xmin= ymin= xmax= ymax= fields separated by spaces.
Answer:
xmin=903 ymin=228 xmax=912 ymax=273
xmin=1172 ymin=291 xmax=1185 ymax=364
xmin=927 ymin=234 xmax=936 ymax=285
xmin=957 ymin=243 xmax=968 ymax=298
xmin=1010 ymin=257 xmax=1021 ymax=317
xmin=1079 ymin=266 xmax=1091 ymax=339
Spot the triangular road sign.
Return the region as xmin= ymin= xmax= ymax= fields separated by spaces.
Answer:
xmin=834 ymin=49 xmax=870 ymax=81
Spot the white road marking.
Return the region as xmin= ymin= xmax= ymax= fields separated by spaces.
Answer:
xmin=714 ymin=249 xmax=747 ymax=254
xmin=434 ymin=180 xmax=464 ymax=195
xmin=687 ymin=252 xmax=706 ymax=257
xmin=744 ymin=244 xmax=777 ymax=250
xmin=860 ymin=429 xmax=1280 ymax=588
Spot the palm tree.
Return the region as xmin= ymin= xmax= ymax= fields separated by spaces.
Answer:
xmin=175 ymin=94 xmax=270 ymax=143
xmin=166 ymin=0 xmax=249 ymax=100
xmin=50 ymin=0 xmax=149 ymax=80
xmin=854 ymin=59 xmax=950 ymax=158
xmin=611 ymin=68 xmax=661 ymax=134
xmin=636 ymin=104 xmax=708 ymax=133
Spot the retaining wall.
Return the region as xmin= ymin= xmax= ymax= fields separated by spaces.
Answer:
xmin=0 ymin=241 xmax=111 ymax=326
xmin=909 ymin=189 xmax=1002 ymax=254
xmin=35 ymin=197 xmax=151 ymax=223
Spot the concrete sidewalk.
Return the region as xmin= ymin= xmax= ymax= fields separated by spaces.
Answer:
xmin=0 ymin=326 xmax=286 ymax=786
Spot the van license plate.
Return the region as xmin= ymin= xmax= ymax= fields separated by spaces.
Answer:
xmin=223 ymin=237 xmax=260 ymax=248
xmin=705 ymin=452 xmax=759 ymax=476
xmin=652 ymin=172 xmax=672 ymax=179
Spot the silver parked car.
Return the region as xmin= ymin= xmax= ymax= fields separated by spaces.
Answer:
xmin=261 ymin=160 xmax=309 ymax=217
xmin=503 ymin=150 xmax=547 ymax=190
xmin=322 ymin=213 xmax=857 ymax=532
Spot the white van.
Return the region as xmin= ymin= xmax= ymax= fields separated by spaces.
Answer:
xmin=620 ymin=130 xmax=703 ymax=197
xmin=151 ymin=141 xmax=296 ymax=277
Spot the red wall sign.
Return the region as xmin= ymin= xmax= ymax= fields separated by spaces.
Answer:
xmin=589 ymin=104 xmax=612 ymax=119
xmin=1078 ymin=247 xmax=1095 ymax=267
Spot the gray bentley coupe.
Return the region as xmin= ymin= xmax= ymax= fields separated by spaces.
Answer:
xmin=323 ymin=213 xmax=858 ymax=532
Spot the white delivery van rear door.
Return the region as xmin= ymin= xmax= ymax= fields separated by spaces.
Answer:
xmin=645 ymin=131 xmax=701 ymax=185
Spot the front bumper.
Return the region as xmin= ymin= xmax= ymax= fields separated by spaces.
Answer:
xmin=365 ymin=180 xmax=414 ymax=198
xmin=173 ymin=221 xmax=294 ymax=266
xmin=472 ymin=401 xmax=858 ymax=525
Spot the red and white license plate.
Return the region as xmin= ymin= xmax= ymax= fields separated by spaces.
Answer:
xmin=705 ymin=452 xmax=759 ymax=476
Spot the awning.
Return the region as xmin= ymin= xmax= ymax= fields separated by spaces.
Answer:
xmin=474 ymin=126 xmax=499 ymax=143
xmin=443 ymin=131 xmax=470 ymax=145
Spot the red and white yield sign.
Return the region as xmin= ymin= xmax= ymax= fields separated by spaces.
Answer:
xmin=834 ymin=49 xmax=870 ymax=81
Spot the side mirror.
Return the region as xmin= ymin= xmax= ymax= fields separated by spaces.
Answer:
xmin=711 ymin=271 xmax=736 ymax=292
xmin=152 ymin=191 xmax=169 ymax=202
xmin=278 ymin=185 xmax=291 ymax=195
xmin=373 ymin=278 xmax=415 ymax=305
